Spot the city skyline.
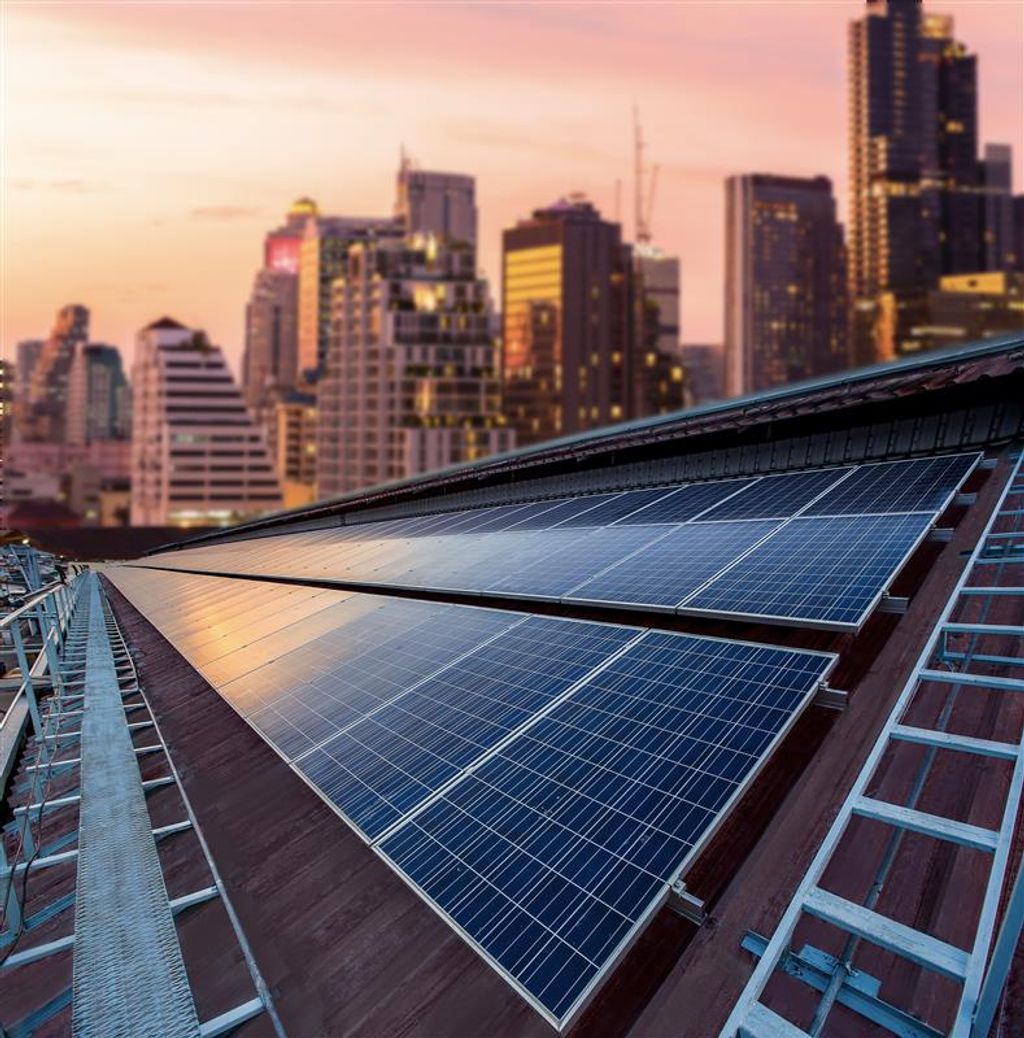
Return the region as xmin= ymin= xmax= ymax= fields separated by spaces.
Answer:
xmin=5 ymin=1 xmax=1022 ymax=373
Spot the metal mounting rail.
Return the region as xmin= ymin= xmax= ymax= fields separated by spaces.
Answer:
xmin=721 ymin=451 xmax=1024 ymax=1038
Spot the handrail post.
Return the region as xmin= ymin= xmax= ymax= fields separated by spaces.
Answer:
xmin=10 ymin=623 xmax=42 ymax=740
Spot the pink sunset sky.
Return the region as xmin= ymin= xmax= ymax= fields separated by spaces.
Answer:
xmin=3 ymin=1 xmax=1023 ymax=374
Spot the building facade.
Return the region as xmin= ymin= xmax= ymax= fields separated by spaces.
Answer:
xmin=848 ymin=0 xmax=1010 ymax=363
xmin=242 ymin=268 xmax=299 ymax=410
xmin=23 ymin=304 xmax=90 ymax=442
xmin=130 ymin=317 xmax=281 ymax=526
xmin=502 ymin=197 xmax=636 ymax=447
xmin=680 ymin=344 xmax=725 ymax=405
xmin=317 ymin=233 xmax=513 ymax=497
xmin=66 ymin=343 xmax=131 ymax=445
xmin=903 ymin=271 xmax=1024 ymax=352
xmin=633 ymin=248 xmax=685 ymax=417
xmin=297 ymin=214 xmax=402 ymax=376
xmin=270 ymin=390 xmax=318 ymax=509
xmin=724 ymin=174 xmax=848 ymax=398
xmin=395 ymin=160 xmax=478 ymax=247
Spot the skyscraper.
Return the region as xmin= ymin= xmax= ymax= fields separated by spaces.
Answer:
xmin=633 ymin=248 xmax=685 ymax=417
xmin=24 ymin=304 xmax=90 ymax=442
xmin=502 ymin=196 xmax=635 ymax=447
xmin=724 ymin=174 xmax=848 ymax=398
xmin=982 ymin=144 xmax=1016 ymax=273
xmin=131 ymin=317 xmax=281 ymax=526
xmin=241 ymin=199 xmax=318 ymax=411
xmin=395 ymin=158 xmax=478 ymax=247
xmin=296 ymin=214 xmax=402 ymax=376
xmin=242 ymin=268 xmax=299 ymax=409
xmin=66 ymin=342 xmax=131 ymax=444
xmin=848 ymin=0 xmax=996 ymax=362
xmin=317 ymin=230 xmax=513 ymax=497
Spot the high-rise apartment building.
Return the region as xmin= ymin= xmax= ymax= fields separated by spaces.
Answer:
xmin=270 ymin=390 xmax=319 ymax=509
xmin=502 ymin=196 xmax=635 ymax=447
xmin=131 ymin=317 xmax=281 ymax=526
xmin=848 ymin=0 xmax=1005 ymax=362
xmin=724 ymin=174 xmax=848 ymax=398
xmin=318 ymin=231 xmax=513 ymax=497
xmin=23 ymin=304 xmax=90 ymax=442
xmin=395 ymin=159 xmax=478 ymax=247
xmin=66 ymin=343 xmax=131 ymax=445
xmin=15 ymin=340 xmax=42 ymax=402
xmin=633 ymin=248 xmax=685 ymax=417
xmin=982 ymin=144 xmax=1016 ymax=273
xmin=297 ymin=214 xmax=402 ymax=375
xmin=242 ymin=269 xmax=299 ymax=409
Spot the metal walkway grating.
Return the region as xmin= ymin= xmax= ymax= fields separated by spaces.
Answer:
xmin=71 ymin=574 xmax=200 ymax=1038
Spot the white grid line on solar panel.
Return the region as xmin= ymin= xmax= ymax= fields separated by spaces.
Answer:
xmin=240 ymin=608 xmax=529 ymax=761
xmin=377 ymin=633 xmax=833 ymax=1025
xmin=692 ymin=467 xmax=851 ymax=521
xmin=504 ymin=494 xmax=627 ymax=530
xmin=425 ymin=636 xmax=830 ymax=875
xmin=377 ymin=810 xmax=620 ymax=1027
xmin=295 ymin=618 xmax=643 ymax=839
xmin=802 ymin=452 xmax=980 ymax=516
xmin=564 ymin=519 xmax=783 ymax=610
xmin=679 ymin=512 xmax=933 ymax=626
xmin=480 ymin=525 xmax=676 ymax=600
xmin=218 ymin=597 xmax=478 ymax=710
xmin=548 ymin=487 xmax=674 ymax=527
xmin=609 ymin=477 xmax=760 ymax=525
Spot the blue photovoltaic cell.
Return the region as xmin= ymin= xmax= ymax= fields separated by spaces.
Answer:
xmin=235 ymin=602 xmax=521 ymax=759
xmin=297 ymin=616 xmax=637 ymax=838
xmin=505 ymin=495 xmax=620 ymax=530
xmin=553 ymin=488 xmax=671 ymax=527
xmin=803 ymin=453 xmax=977 ymax=516
xmin=567 ymin=520 xmax=780 ymax=609
xmin=614 ymin=478 xmax=756 ymax=525
xmin=697 ymin=468 xmax=847 ymax=521
xmin=682 ymin=512 xmax=932 ymax=626
xmin=379 ymin=632 xmax=832 ymax=1023
xmin=485 ymin=526 xmax=668 ymax=599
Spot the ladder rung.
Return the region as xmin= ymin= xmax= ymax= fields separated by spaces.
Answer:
xmin=853 ymin=796 xmax=999 ymax=852
xmin=803 ymin=887 xmax=970 ymax=981
xmin=890 ymin=725 xmax=1019 ymax=760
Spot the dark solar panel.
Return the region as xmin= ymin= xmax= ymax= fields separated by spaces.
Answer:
xmin=296 ymin=617 xmax=637 ymax=838
xmin=568 ymin=519 xmax=780 ymax=609
xmin=698 ymin=468 xmax=848 ymax=520
xmin=614 ymin=478 xmax=756 ymax=525
xmin=379 ymin=632 xmax=833 ymax=1025
xmin=554 ymin=488 xmax=671 ymax=527
xmin=802 ymin=453 xmax=978 ymax=516
xmin=485 ymin=526 xmax=668 ymax=599
xmin=682 ymin=512 xmax=932 ymax=627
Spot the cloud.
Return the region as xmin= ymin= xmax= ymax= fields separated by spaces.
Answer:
xmin=188 ymin=205 xmax=263 ymax=222
xmin=10 ymin=178 xmax=106 ymax=193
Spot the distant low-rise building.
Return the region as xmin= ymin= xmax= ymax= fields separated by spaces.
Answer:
xmin=902 ymin=271 xmax=1024 ymax=352
xmin=131 ymin=317 xmax=282 ymax=526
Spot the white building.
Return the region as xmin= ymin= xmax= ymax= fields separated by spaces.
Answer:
xmin=131 ymin=317 xmax=282 ymax=526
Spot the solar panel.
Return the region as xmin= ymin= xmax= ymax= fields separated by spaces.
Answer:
xmin=296 ymin=616 xmax=638 ymax=838
xmin=802 ymin=453 xmax=978 ymax=516
xmin=484 ymin=526 xmax=670 ymax=599
xmin=697 ymin=468 xmax=848 ymax=521
xmin=681 ymin=512 xmax=933 ymax=627
xmin=567 ymin=520 xmax=781 ymax=610
xmin=378 ymin=632 xmax=834 ymax=1025
xmin=553 ymin=488 xmax=671 ymax=527
xmin=613 ymin=478 xmax=757 ymax=525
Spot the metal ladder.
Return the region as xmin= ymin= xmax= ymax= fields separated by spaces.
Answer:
xmin=721 ymin=450 xmax=1024 ymax=1038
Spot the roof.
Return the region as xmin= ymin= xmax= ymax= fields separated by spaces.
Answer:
xmin=143 ymin=316 xmax=188 ymax=331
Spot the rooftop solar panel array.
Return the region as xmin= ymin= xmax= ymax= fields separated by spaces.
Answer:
xmin=108 ymin=568 xmax=835 ymax=1027
xmin=140 ymin=453 xmax=978 ymax=631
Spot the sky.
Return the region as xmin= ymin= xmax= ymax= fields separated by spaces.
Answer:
xmin=3 ymin=1 xmax=1023 ymax=375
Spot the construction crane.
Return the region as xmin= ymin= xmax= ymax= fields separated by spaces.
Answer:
xmin=633 ymin=106 xmax=660 ymax=245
